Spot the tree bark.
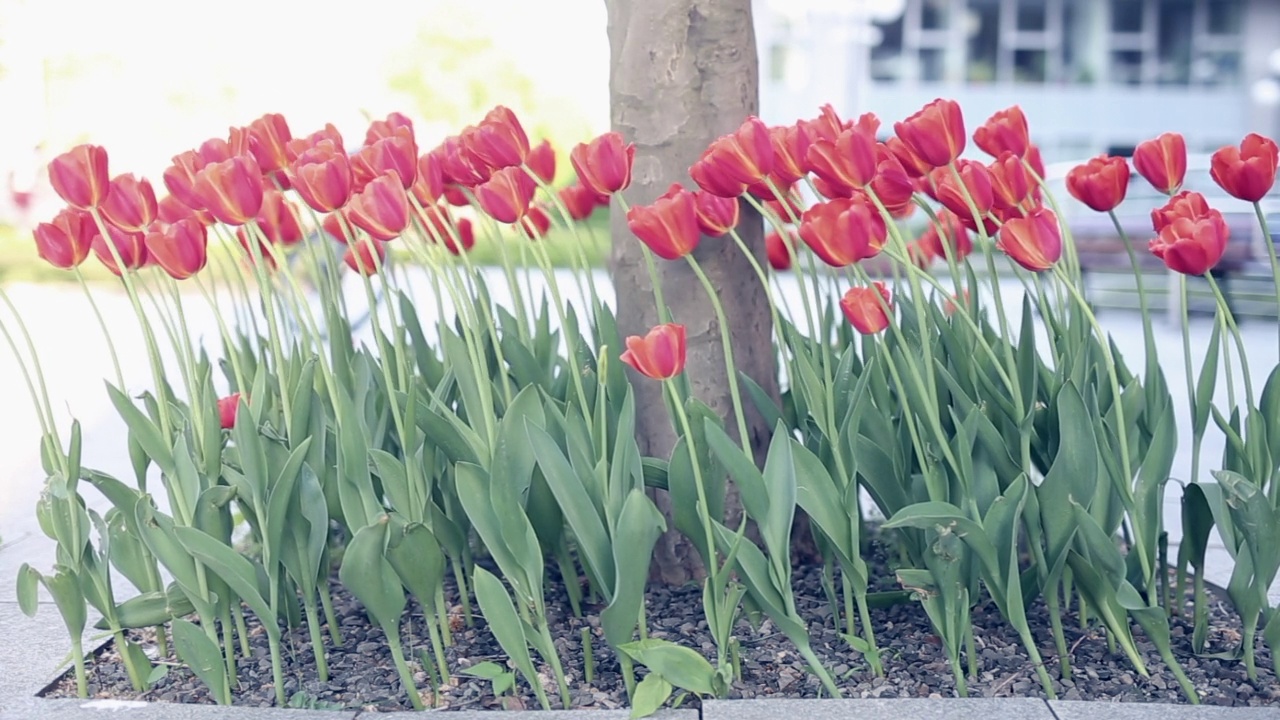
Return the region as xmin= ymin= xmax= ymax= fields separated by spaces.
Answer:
xmin=605 ymin=0 xmax=778 ymax=585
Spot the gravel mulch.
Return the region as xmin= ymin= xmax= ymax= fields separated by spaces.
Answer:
xmin=42 ymin=540 xmax=1279 ymax=712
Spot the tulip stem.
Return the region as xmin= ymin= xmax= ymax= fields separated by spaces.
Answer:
xmin=195 ymin=276 xmax=250 ymax=395
xmin=616 ymin=196 xmax=672 ymax=325
xmin=73 ymin=269 xmax=125 ymax=390
xmin=686 ymin=255 xmax=751 ymax=454
xmin=0 ymin=287 xmax=64 ymax=475
xmin=1204 ymin=273 xmax=1255 ymax=410
xmin=1251 ymin=202 xmax=1280 ymax=358
xmin=526 ymin=166 xmax=601 ymax=334
xmin=726 ymin=227 xmax=794 ymax=391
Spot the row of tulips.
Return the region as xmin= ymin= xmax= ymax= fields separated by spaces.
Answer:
xmin=5 ymin=94 xmax=1280 ymax=712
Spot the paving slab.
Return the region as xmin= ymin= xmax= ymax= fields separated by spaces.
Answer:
xmin=0 ymin=601 xmax=103 ymax=711
xmin=0 ymin=698 xmax=358 ymax=720
xmin=364 ymin=712 xmax=694 ymax=719
xmin=1048 ymin=700 xmax=1280 ymax=719
xmin=703 ymin=698 xmax=1056 ymax=720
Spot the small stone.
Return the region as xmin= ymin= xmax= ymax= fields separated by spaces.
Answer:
xmin=1119 ymin=672 xmax=1134 ymax=685
xmin=1149 ymin=675 xmax=1167 ymax=690
xmin=1065 ymin=688 xmax=1084 ymax=701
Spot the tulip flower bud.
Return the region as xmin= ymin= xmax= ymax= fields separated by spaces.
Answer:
xmin=34 ymin=207 xmax=96 ymax=269
xmin=893 ymin=99 xmax=966 ymax=169
xmin=626 ymin=186 xmax=700 ymax=260
xmin=1066 ymin=155 xmax=1130 ymax=213
xmin=1210 ymin=133 xmax=1279 ymax=203
xmin=620 ymin=323 xmax=687 ymax=380
xmin=1133 ymin=132 xmax=1187 ymax=195
xmin=100 ymin=173 xmax=158 ymax=232
xmin=840 ymin=282 xmax=892 ymax=334
xmin=997 ymin=206 xmax=1063 ymax=271
xmin=49 ymin=144 xmax=110 ymax=209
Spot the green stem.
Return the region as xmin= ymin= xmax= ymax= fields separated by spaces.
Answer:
xmin=73 ymin=269 xmax=125 ymax=389
xmin=0 ymin=287 xmax=63 ymax=473
xmin=685 ymin=255 xmax=751 ymax=453
xmin=1107 ymin=210 xmax=1159 ymax=363
xmin=386 ymin=630 xmax=425 ymax=710
xmin=1252 ymin=202 xmax=1280 ymax=357
xmin=1204 ymin=273 xmax=1256 ymax=409
xmin=303 ymin=595 xmax=330 ymax=683
xmin=320 ymin=583 xmax=343 ymax=646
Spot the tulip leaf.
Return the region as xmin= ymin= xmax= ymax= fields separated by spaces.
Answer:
xmin=16 ymin=564 xmax=40 ymax=617
xmin=413 ymin=393 xmax=484 ymax=468
xmin=171 ymin=618 xmax=229 ymax=705
xmin=385 ymin=517 xmax=446 ymax=612
xmin=631 ymin=672 xmax=673 ymax=719
xmin=472 ymin=566 xmax=547 ymax=710
xmin=1037 ymin=381 xmax=1097 ymax=576
xmin=339 ymin=520 xmax=406 ymax=632
xmin=107 ymin=384 xmax=173 ymax=472
xmin=619 ymin=638 xmax=717 ymax=696
xmin=601 ymin=490 xmax=666 ymax=650
xmin=173 ymin=525 xmax=278 ymax=640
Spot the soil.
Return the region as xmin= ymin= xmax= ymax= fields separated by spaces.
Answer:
xmin=42 ymin=539 xmax=1280 ymax=712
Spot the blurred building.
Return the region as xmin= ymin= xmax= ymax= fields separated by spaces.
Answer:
xmin=755 ymin=0 xmax=1280 ymax=163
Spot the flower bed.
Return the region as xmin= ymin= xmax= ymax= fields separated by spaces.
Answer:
xmin=6 ymin=100 xmax=1280 ymax=714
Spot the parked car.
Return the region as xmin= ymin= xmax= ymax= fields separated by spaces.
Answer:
xmin=1044 ymin=154 xmax=1280 ymax=275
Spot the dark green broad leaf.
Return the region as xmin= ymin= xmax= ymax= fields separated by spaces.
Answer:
xmin=527 ymin=420 xmax=614 ymax=592
xmin=171 ymin=618 xmax=229 ymax=704
xmin=1037 ymin=381 xmax=1098 ymax=576
xmin=173 ymin=526 xmax=278 ymax=642
xmin=631 ymin=672 xmax=673 ymax=719
xmin=107 ymin=384 xmax=173 ymax=472
xmin=619 ymin=638 xmax=717 ymax=696
xmin=385 ymin=516 xmax=446 ymax=612
xmin=338 ymin=519 xmax=406 ymax=632
xmin=601 ymin=490 xmax=665 ymax=650
xmin=472 ymin=566 xmax=547 ymax=710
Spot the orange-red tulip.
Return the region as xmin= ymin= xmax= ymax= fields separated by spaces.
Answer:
xmin=886 ymin=136 xmax=933 ymax=179
xmin=689 ymin=158 xmax=748 ymax=199
xmin=287 ymin=123 xmax=345 ymax=162
xmin=34 ymin=207 xmax=96 ymax=269
xmin=344 ymin=237 xmax=387 ymax=275
xmin=806 ymin=126 xmax=878 ymax=195
xmin=290 ymin=139 xmax=353 ymax=213
xmin=997 ymin=206 xmax=1062 ymax=271
xmin=157 ymin=194 xmax=212 ymax=226
xmin=1133 ymin=132 xmax=1186 ymax=195
xmin=365 ymin=112 xmax=414 ymax=146
xmin=192 ymin=156 xmax=265 ymax=225
xmin=1067 ymin=155 xmax=1130 ymax=212
xmin=571 ymin=132 xmax=634 ymax=197
xmin=1210 ymin=133 xmax=1279 ymax=203
xmin=798 ymin=194 xmax=887 ymax=267
xmin=526 ymin=139 xmax=556 ymax=184
xmin=247 ymin=113 xmax=292 ymax=176
xmin=871 ymin=147 xmax=915 ymax=216
xmin=894 ymin=99 xmax=966 ymax=169
xmin=769 ymin=124 xmax=812 ymax=186
xmin=519 ymin=204 xmax=552 ymax=239
xmin=352 ymin=127 xmax=417 ymax=191
xmin=322 ymin=212 xmax=355 ymax=244
xmin=255 ymin=190 xmax=304 ymax=245
xmin=933 ymin=160 xmax=994 ymax=220
xmin=411 ymin=152 xmax=445 ymax=206
xmin=49 ymin=144 xmax=109 ymax=209
xmin=419 ymin=203 xmax=476 ymax=254
xmin=763 ymin=184 xmax=805 ymax=220
xmin=100 ymin=173 xmax=158 ymax=233
xmin=92 ymin=222 xmax=148 ymax=275
xmin=973 ymin=106 xmax=1030 ymax=159
xmin=620 ymin=323 xmax=687 ymax=380
xmin=345 ymin=172 xmax=410 ymax=240
xmin=840 ymin=282 xmax=892 ymax=334
xmin=627 ymin=186 xmax=700 ymax=260
xmin=559 ymin=183 xmax=604 ymax=220
xmin=436 ymin=136 xmax=493 ymax=187
xmin=218 ymin=393 xmax=240 ymax=430
xmin=1149 ymin=191 xmax=1229 ymax=275
xmin=766 ymin=228 xmax=796 ymax=270
xmin=163 ymin=151 xmax=209 ymax=211
xmin=692 ymin=189 xmax=739 ymax=237
xmin=468 ymin=105 xmax=530 ymax=169
xmin=692 ymin=117 xmax=775 ymax=198
xmin=917 ymin=209 xmax=973 ymax=263
xmin=988 ymin=152 xmax=1032 ymax=211
xmin=145 ymin=216 xmax=207 ymax=280
xmin=475 ymin=166 xmax=537 ymax=223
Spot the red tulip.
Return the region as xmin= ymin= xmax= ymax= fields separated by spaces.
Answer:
xmin=1210 ymin=133 xmax=1279 ymax=203
xmin=692 ymin=189 xmax=739 ymax=237
xmin=1025 ymin=144 xmax=1046 ymax=180
xmin=365 ymin=112 xmax=414 ymax=146
xmin=411 ymin=152 xmax=445 ymax=206
xmin=344 ymin=237 xmax=387 ymax=275
xmin=289 ymin=139 xmax=353 ymax=212
xmin=49 ymin=144 xmax=110 ymax=209
xmin=1133 ymin=132 xmax=1187 ymax=195
xmin=467 ymin=105 xmax=530 ymax=169
xmin=559 ymin=183 xmax=604 ymax=220
xmin=988 ymin=152 xmax=1032 ymax=211
xmin=973 ymin=106 xmax=1030 ymax=159
xmin=763 ymin=184 xmax=805 ymax=221
xmin=235 ymin=227 xmax=278 ymax=269
xmin=693 ymin=117 xmax=775 ymax=198
xmin=436 ymin=136 xmax=493 ymax=187
xmin=626 ymin=186 xmax=700 ymax=260
xmin=769 ymin=124 xmax=812 ymax=185
xmin=98 ymin=174 xmax=158 ymax=233
xmin=997 ymin=206 xmax=1062 ymax=271
xmin=442 ymin=185 xmax=470 ymax=207
xmin=345 ymin=172 xmax=410 ymax=240
xmin=766 ymin=228 xmax=796 ymax=270
xmin=419 ymin=204 xmax=476 ymax=254
xmin=806 ymin=126 xmax=878 ymax=196
xmin=247 ymin=113 xmax=293 ymax=177
xmin=157 ymin=194 xmax=212 ymax=226
xmin=192 ymin=156 xmax=265 ymax=225
xmin=797 ymin=194 xmax=887 ymax=267
xmin=526 ymin=139 xmax=556 ymax=184
xmin=255 ymin=190 xmax=304 ymax=245
xmin=620 ymin=323 xmax=687 ymax=380
xmin=840 ymin=282 xmax=892 ymax=334
xmin=1067 ymin=155 xmax=1130 ymax=213
xmin=519 ymin=204 xmax=552 ymax=239
xmin=870 ymin=147 xmax=915 ymax=216
xmin=571 ymin=132 xmax=634 ymax=197
xmin=689 ymin=158 xmax=748 ymax=199
xmin=217 ymin=393 xmax=240 ymax=430
xmin=352 ymin=127 xmax=417 ymax=191
xmin=799 ymin=104 xmax=853 ymax=143
xmin=92 ymin=222 xmax=148 ymax=275
xmin=163 ymin=151 xmax=209 ymax=211
xmin=1149 ymin=191 xmax=1229 ymax=275
xmin=287 ymin=123 xmax=345 ymax=162
xmin=886 ymin=136 xmax=933 ymax=179
xmin=322 ymin=212 xmax=355 ymax=244
xmin=894 ymin=99 xmax=966 ymax=169
xmin=145 ymin=216 xmax=207 ymax=280
xmin=933 ymin=160 xmax=994 ymax=220
xmin=475 ymin=166 xmax=537 ymax=223
xmin=33 ymin=207 xmax=96 ymax=269
xmin=198 ymin=130 xmax=249 ymax=165
xmin=917 ymin=209 xmax=973 ymax=263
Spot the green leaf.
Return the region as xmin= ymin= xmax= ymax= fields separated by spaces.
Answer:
xmin=458 ymin=661 xmax=508 ymax=680
xmin=338 ymin=519 xmax=406 ymax=632
xmin=527 ymin=420 xmax=615 ymax=590
xmin=385 ymin=518 xmax=446 ymax=612
xmin=1037 ymin=381 xmax=1098 ymax=576
xmin=882 ymin=502 xmax=999 ymax=581
xmin=96 ymin=588 xmax=195 ymax=629
xmin=173 ymin=526 xmax=278 ymax=641
xmin=171 ymin=618 xmax=229 ymax=704
xmin=619 ymin=638 xmax=717 ymax=696
xmin=631 ymin=672 xmax=673 ymax=719
xmin=413 ymin=393 xmax=485 ymax=467
xmin=472 ymin=567 xmax=547 ymax=710
xmin=16 ymin=564 xmax=40 ymax=617
xmin=370 ymin=449 xmax=412 ymax=518
xmin=43 ymin=568 xmax=86 ymax=639
xmin=107 ymin=384 xmax=173 ymax=472
xmin=1193 ymin=320 xmax=1221 ymax=439
xmin=601 ymin=490 xmax=666 ymax=650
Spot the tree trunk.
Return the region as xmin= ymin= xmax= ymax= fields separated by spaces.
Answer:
xmin=605 ymin=0 xmax=778 ymax=585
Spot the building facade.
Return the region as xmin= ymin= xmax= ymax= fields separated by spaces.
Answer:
xmin=755 ymin=0 xmax=1280 ymax=163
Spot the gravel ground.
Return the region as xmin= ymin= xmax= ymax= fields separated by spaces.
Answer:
xmin=44 ymin=542 xmax=1279 ymax=712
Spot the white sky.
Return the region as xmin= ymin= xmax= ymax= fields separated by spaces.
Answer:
xmin=0 ymin=0 xmax=610 ymax=190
